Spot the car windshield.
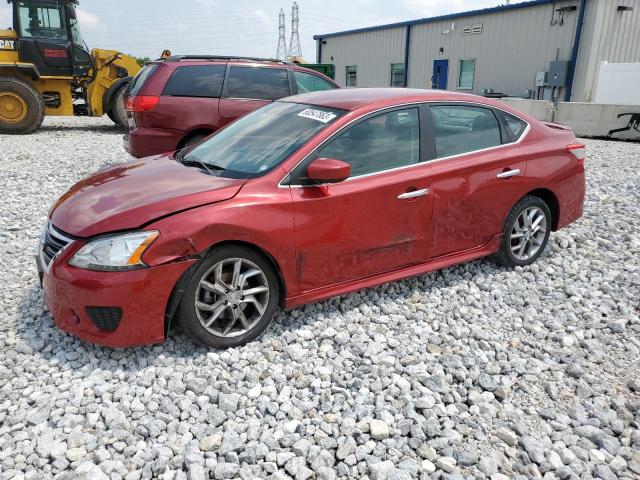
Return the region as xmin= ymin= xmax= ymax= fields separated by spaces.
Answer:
xmin=183 ymin=102 xmax=345 ymax=178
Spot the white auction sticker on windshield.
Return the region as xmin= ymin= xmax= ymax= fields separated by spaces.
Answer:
xmin=297 ymin=108 xmax=337 ymax=123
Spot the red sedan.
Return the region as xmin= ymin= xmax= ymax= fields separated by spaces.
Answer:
xmin=38 ymin=89 xmax=585 ymax=348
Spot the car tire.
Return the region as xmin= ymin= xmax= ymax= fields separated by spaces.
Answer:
xmin=108 ymin=84 xmax=128 ymax=128
xmin=177 ymin=245 xmax=281 ymax=348
xmin=0 ymin=76 xmax=45 ymax=134
xmin=494 ymin=195 xmax=552 ymax=267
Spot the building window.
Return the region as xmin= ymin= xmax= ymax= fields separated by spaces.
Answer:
xmin=458 ymin=59 xmax=475 ymax=90
xmin=346 ymin=65 xmax=357 ymax=86
xmin=390 ymin=63 xmax=405 ymax=87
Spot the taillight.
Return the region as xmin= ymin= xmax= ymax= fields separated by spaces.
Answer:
xmin=568 ymin=143 xmax=586 ymax=163
xmin=125 ymin=96 xmax=159 ymax=112
xmin=568 ymin=143 xmax=586 ymax=170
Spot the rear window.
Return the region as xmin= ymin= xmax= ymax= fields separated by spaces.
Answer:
xmin=227 ymin=66 xmax=290 ymax=100
xmin=126 ymin=64 xmax=158 ymax=97
xmin=503 ymin=113 xmax=528 ymax=141
xmin=163 ymin=65 xmax=226 ymax=98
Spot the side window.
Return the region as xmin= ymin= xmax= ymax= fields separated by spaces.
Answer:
xmin=19 ymin=2 xmax=66 ymax=40
xmin=163 ymin=65 xmax=226 ymax=98
xmin=319 ymin=108 xmax=420 ymax=178
xmin=294 ymin=71 xmax=336 ymax=93
xmin=458 ymin=59 xmax=475 ymax=90
xmin=227 ymin=67 xmax=290 ymax=100
xmin=430 ymin=105 xmax=501 ymax=158
xmin=503 ymin=113 xmax=528 ymax=142
xmin=346 ymin=66 xmax=357 ymax=87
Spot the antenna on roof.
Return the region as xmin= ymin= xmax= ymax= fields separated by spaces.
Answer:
xmin=276 ymin=9 xmax=288 ymax=61
xmin=288 ymin=2 xmax=302 ymax=60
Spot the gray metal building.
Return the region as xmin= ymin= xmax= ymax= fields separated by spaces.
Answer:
xmin=314 ymin=0 xmax=640 ymax=102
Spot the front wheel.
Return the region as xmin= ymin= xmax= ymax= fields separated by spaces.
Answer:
xmin=108 ymin=84 xmax=128 ymax=128
xmin=177 ymin=246 xmax=280 ymax=348
xmin=0 ymin=76 xmax=45 ymax=134
xmin=494 ymin=195 xmax=552 ymax=267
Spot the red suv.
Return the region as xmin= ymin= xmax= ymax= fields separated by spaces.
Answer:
xmin=39 ymin=88 xmax=585 ymax=349
xmin=123 ymin=55 xmax=339 ymax=158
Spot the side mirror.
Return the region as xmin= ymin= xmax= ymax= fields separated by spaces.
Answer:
xmin=306 ymin=158 xmax=350 ymax=184
xmin=66 ymin=4 xmax=77 ymax=20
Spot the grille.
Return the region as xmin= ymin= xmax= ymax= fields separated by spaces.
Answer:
xmin=86 ymin=307 xmax=123 ymax=332
xmin=40 ymin=222 xmax=73 ymax=270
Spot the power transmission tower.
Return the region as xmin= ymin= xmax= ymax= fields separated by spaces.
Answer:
xmin=276 ymin=8 xmax=288 ymax=60
xmin=288 ymin=2 xmax=302 ymax=60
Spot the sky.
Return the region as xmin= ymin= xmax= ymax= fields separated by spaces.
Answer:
xmin=0 ymin=0 xmax=526 ymax=61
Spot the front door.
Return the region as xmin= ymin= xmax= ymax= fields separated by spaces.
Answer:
xmin=15 ymin=1 xmax=73 ymax=76
xmin=288 ymin=107 xmax=433 ymax=293
xmin=432 ymin=60 xmax=449 ymax=89
xmin=425 ymin=103 xmax=527 ymax=258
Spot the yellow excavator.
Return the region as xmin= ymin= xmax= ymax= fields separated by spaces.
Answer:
xmin=0 ymin=0 xmax=142 ymax=133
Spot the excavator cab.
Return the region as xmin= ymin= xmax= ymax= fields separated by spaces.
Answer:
xmin=10 ymin=0 xmax=93 ymax=76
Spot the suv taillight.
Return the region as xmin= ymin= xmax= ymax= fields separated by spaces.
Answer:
xmin=126 ymin=96 xmax=159 ymax=112
xmin=567 ymin=143 xmax=586 ymax=166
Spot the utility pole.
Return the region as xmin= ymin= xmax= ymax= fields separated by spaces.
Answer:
xmin=288 ymin=2 xmax=302 ymax=60
xmin=276 ymin=8 xmax=287 ymax=61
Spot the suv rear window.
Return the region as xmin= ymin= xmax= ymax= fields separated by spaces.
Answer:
xmin=163 ymin=65 xmax=226 ymax=98
xmin=126 ymin=64 xmax=158 ymax=96
xmin=227 ymin=67 xmax=290 ymax=100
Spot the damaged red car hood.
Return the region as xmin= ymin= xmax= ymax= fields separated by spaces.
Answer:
xmin=50 ymin=154 xmax=246 ymax=238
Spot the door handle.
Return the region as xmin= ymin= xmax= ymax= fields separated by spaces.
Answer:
xmin=496 ymin=169 xmax=521 ymax=179
xmin=398 ymin=188 xmax=429 ymax=200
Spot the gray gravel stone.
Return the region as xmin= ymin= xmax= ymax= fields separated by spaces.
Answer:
xmin=0 ymin=127 xmax=638 ymax=480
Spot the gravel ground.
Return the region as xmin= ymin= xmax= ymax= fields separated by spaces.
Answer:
xmin=0 ymin=116 xmax=639 ymax=480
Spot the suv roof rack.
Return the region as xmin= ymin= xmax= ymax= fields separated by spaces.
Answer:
xmin=163 ymin=55 xmax=292 ymax=65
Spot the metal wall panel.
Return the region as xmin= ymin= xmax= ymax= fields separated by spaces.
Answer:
xmin=574 ymin=0 xmax=640 ymax=101
xmin=317 ymin=0 xmax=639 ymax=102
xmin=319 ymin=28 xmax=406 ymax=87
xmin=407 ymin=1 xmax=578 ymax=96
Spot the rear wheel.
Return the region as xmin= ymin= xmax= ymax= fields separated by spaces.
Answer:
xmin=0 ymin=76 xmax=44 ymax=134
xmin=108 ymin=84 xmax=128 ymax=128
xmin=177 ymin=245 xmax=280 ymax=348
xmin=494 ymin=195 xmax=552 ymax=267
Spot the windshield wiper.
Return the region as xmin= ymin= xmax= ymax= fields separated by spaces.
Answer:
xmin=174 ymin=149 xmax=224 ymax=175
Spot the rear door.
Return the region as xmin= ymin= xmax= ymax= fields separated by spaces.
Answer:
xmin=424 ymin=103 xmax=528 ymax=258
xmin=218 ymin=66 xmax=291 ymax=127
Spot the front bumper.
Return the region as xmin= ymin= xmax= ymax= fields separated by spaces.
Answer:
xmin=37 ymin=244 xmax=195 ymax=348
xmin=123 ymin=126 xmax=184 ymax=158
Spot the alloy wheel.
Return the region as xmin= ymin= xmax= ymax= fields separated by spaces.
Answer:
xmin=194 ymin=258 xmax=270 ymax=338
xmin=510 ymin=206 xmax=548 ymax=261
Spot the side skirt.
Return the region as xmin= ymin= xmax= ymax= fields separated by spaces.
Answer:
xmin=284 ymin=235 xmax=502 ymax=309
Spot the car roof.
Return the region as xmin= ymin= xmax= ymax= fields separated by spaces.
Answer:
xmin=283 ymin=88 xmax=488 ymax=111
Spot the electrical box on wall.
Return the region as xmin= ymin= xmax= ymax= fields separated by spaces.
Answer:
xmin=548 ymin=61 xmax=569 ymax=87
xmin=535 ymin=71 xmax=547 ymax=87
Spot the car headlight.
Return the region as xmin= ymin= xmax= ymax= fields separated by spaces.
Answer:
xmin=69 ymin=231 xmax=159 ymax=271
